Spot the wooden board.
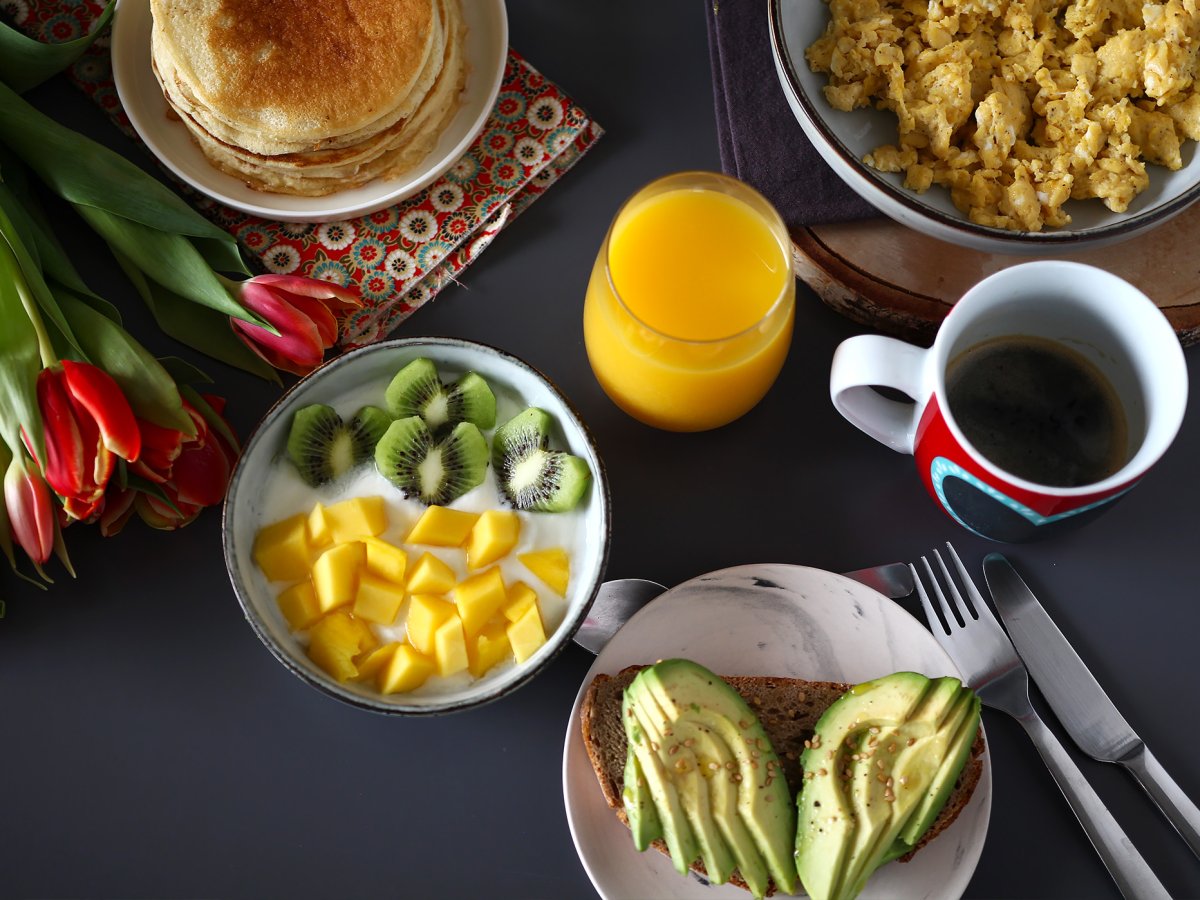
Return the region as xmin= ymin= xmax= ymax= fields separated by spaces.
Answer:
xmin=793 ymin=202 xmax=1200 ymax=346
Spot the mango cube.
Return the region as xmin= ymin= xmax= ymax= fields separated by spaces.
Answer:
xmin=307 ymin=503 xmax=332 ymax=548
xmin=507 ymin=604 xmax=547 ymax=664
xmin=465 ymin=510 xmax=520 ymax=569
xmin=454 ymin=567 xmax=508 ymax=636
xmin=277 ymin=580 xmax=323 ymax=631
xmin=362 ymin=537 xmax=408 ymax=584
xmin=354 ymin=643 xmax=398 ymax=683
xmin=307 ymin=610 xmax=377 ymax=682
xmin=468 ymin=621 xmax=511 ymax=678
xmin=502 ymin=581 xmax=540 ymax=624
xmin=433 ymin=615 xmax=469 ymax=676
xmin=406 ymin=594 xmax=457 ymax=656
xmin=253 ymin=514 xmax=311 ymax=582
xmin=353 ymin=572 xmax=406 ymax=625
xmin=518 ymin=548 xmax=570 ymax=597
xmin=312 ymin=541 xmax=366 ymax=612
xmin=406 ymin=552 xmax=456 ymax=595
xmin=325 ymin=496 xmax=388 ymax=542
xmin=379 ymin=643 xmax=435 ymax=694
xmin=406 ymin=506 xmax=479 ymax=546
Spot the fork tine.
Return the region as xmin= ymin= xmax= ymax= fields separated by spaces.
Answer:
xmin=910 ymin=562 xmax=947 ymax=635
xmin=920 ymin=555 xmax=962 ymax=630
xmin=944 ymin=542 xmax=1001 ymax=626
xmin=932 ymin=548 xmax=975 ymax=624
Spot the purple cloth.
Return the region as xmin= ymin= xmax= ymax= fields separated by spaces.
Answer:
xmin=705 ymin=1 xmax=877 ymax=227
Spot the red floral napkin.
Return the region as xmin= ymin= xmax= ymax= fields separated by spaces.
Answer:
xmin=12 ymin=0 xmax=604 ymax=346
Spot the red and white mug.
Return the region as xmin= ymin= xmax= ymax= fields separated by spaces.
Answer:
xmin=829 ymin=261 xmax=1188 ymax=542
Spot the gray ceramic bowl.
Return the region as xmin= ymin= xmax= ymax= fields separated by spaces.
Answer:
xmin=223 ymin=337 xmax=611 ymax=715
xmin=770 ymin=0 xmax=1200 ymax=253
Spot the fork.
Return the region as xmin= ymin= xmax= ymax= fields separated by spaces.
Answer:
xmin=912 ymin=544 xmax=1170 ymax=900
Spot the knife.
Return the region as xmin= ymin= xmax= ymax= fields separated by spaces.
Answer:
xmin=574 ymin=563 xmax=914 ymax=654
xmin=984 ymin=553 xmax=1200 ymax=860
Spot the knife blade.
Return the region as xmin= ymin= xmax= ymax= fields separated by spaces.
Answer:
xmin=984 ymin=553 xmax=1200 ymax=860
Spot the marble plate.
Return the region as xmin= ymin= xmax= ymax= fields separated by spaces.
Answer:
xmin=561 ymin=564 xmax=992 ymax=899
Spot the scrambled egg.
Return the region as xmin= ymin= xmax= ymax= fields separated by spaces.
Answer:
xmin=806 ymin=0 xmax=1200 ymax=231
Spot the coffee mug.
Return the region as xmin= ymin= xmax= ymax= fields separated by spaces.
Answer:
xmin=829 ymin=261 xmax=1187 ymax=542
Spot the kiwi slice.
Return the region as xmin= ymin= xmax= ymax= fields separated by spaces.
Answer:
xmin=385 ymin=358 xmax=496 ymax=431
xmin=492 ymin=408 xmax=591 ymax=512
xmin=374 ymin=416 xmax=489 ymax=505
xmin=287 ymin=404 xmax=393 ymax=487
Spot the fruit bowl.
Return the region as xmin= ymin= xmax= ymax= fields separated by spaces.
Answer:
xmin=223 ymin=337 xmax=611 ymax=714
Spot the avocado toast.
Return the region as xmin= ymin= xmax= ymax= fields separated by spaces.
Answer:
xmin=580 ymin=664 xmax=986 ymax=897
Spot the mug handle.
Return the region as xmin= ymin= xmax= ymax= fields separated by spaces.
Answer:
xmin=829 ymin=335 xmax=931 ymax=455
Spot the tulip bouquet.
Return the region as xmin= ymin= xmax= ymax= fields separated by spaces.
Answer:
xmin=0 ymin=16 xmax=364 ymax=598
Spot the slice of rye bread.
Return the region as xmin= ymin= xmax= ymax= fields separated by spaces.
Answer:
xmin=580 ymin=667 xmax=986 ymax=896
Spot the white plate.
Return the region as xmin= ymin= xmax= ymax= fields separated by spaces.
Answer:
xmin=562 ymin=564 xmax=993 ymax=899
xmin=111 ymin=0 xmax=508 ymax=223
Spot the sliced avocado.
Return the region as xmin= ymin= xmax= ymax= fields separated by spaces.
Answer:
xmin=627 ymin=679 xmax=737 ymax=885
xmin=636 ymin=659 xmax=798 ymax=895
xmin=795 ymin=672 xmax=935 ymax=900
xmin=622 ymin=748 xmax=662 ymax=851
xmin=897 ymin=689 xmax=981 ymax=848
xmin=836 ymin=677 xmax=967 ymax=899
xmin=621 ymin=688 xmax=699 ymax=874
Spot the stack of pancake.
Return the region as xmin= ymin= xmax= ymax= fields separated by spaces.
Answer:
xmin=149 ymin=0 xmax=465 ymax=196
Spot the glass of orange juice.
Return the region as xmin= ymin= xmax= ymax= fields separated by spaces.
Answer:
xmin=583 ymin=171 xmax=795 ymax=432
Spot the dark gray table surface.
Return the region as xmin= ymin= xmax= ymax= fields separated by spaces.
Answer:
xmin=3 ymin=2 xmax=1199 ymax=898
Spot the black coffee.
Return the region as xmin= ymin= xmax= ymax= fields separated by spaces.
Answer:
xmin=946 ymin=336 xmax=1129 ymax=487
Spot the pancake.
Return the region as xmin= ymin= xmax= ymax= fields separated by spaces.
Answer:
xmin=149 ymin=0 xmax=468 ymax=196
xmin=149 ymin=0 xmax=437 ymax=146
xmin=150 ymin=0 xmax=445 ymax=155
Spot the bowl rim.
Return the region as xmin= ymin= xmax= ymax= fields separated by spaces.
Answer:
xmin=222 ymin=336 xmax=612 ymax=715
xmin=767 ymin=0 xmax=1200 ymax=245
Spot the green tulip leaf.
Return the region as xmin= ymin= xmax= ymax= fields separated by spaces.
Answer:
xmin=77 ymin=204 xmax=268 ymax=327
xmin=114 ymin=248 xmax=280 ymax=384
xmin=0 ymin=3 xmax=115 ymax=94
xmin=0 ymin=240 xmax=45 ymax=465
xmin=0 ymin=80 xmax=247 ymax=269
xmin=0 ymin=198 xmax=84 ymax=361
xmin=157 ymin=357 xmax=213 ymax=386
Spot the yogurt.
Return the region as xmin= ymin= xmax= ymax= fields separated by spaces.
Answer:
xmin=253 ymin=369 xmax=588 ymax=697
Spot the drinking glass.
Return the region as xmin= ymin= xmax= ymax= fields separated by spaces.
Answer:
xmin=583 ymin=172 xmax=795 ymax=432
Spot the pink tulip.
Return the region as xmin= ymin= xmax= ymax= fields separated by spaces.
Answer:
xmin=4 ymin=456 xmax=55 ymax=565
xmin=230 ymin=275 xmax=361 ymax=376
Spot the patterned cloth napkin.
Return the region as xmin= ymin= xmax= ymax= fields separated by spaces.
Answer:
xmin=705 ymin=0 xmax=875 ymax=228
xmin=12 ymin=0 xmax=603 ymax=346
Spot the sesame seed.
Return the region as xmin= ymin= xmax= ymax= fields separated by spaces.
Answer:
xmin=733 ymin=773 xmax=743 ymax=783
xmin=907 ymin=738 xmax=916 ymax=746
xmin=684 ymin=738 xmax=695 ymax=748
xmin=804 ymin=739 xmax=812 ymax=749
xmin=888 ymin=743 xmax=897 ymax=753
xmin=818 ymin=768 xmax=828 ymax=777
xmin=876 ymin=759 xmax=885 ymax=769
xmin=709 ymin=762 xmax=719 ymax=771
xmin=869 ymin=726 xmax=880 ymax=734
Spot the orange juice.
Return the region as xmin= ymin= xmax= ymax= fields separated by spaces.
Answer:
xmin=584 ymin=173 xmax=795 ymax=431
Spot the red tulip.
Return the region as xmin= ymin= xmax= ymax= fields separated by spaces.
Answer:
xmin=104 ymin=394 xmax=239 ymax=533
xmin=230 ymin=275 xmax=361 ymax=376
xmin=36 ymin=361 xmax=141 ymax=521
xmin=4 ymin=456 xmax=55 ymax=565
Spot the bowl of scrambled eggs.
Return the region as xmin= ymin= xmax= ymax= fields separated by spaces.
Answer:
xmin=770 ymin=0 xmax=1200 ymax=252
